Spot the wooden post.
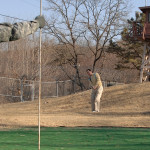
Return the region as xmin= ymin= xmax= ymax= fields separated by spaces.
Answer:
xmin=140 ymin=43 xmax=150 ymax=83
xmin=140 ymin=43 xmax=146 ymax=83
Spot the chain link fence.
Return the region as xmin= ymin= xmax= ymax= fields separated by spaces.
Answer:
xmin=0 ymin=76 xmax=124 ymax=103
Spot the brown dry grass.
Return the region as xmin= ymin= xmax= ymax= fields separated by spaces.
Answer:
xmin=0 ymin=82 xmax=150 ymax=129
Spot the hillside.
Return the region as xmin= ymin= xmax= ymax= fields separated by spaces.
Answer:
xmin=0 ymin=82 xmax=150 ymax=128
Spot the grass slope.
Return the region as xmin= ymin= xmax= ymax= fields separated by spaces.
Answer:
xmin=0 ymin=82 xmax=150 ymax=128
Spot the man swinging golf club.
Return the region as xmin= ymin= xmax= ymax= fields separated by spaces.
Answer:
xmin=86 ymin=69 xmax=103 ymax=112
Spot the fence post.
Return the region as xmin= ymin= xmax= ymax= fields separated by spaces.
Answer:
xmin=31 ymin=81 xmax=35 ymax=101
xmin=56 ymin=81 xmax=59 ymax=97
xmin=103 ymin=81 xmax=106 ymax=88
xmin=20 ymin=80 xmax=24 ymax=102
xmin=72 ymin=80 xmax=75 ymax=93
xmin=62 ymin=81 xmax=65 ymax=96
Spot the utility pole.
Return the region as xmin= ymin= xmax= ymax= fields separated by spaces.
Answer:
xmin=145 ymin=0 xmax=147 ymax=6
xmin=38 ymin=0 xmax=42 ymax=150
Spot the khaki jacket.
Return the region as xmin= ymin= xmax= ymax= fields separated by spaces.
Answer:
xmin=89 ymin=73 xmax=102 ymax=89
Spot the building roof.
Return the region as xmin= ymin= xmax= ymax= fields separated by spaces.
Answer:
xmin=139 ymin=6 xmax=150 ymax=12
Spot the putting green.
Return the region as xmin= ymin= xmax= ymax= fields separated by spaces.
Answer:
xmin=0 ymin=127 xmax=150 ymax=150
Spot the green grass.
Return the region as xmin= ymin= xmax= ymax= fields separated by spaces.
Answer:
xmin=0 ymin=127 xmax=150 ymax=150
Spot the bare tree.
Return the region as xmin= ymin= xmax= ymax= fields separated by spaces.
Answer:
xmin=44 ymin=0 xmax=130 ymax=89
xmin=79 ymin=0 xmax=130 ymax=71
xmin=45 ymin=0 xmax=87 ymax=90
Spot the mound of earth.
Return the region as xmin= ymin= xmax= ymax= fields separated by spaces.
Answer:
xmin=0 ymin=82 xmax=150 ymax=129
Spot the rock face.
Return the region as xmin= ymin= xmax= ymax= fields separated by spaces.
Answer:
xmin=0 ymin=15 xmax=45 ymax=42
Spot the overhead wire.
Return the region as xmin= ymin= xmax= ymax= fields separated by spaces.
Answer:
xmin=0 ymin=13 xmax=29 ymax=22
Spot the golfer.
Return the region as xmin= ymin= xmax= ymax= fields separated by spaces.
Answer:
xmin=86 ymin=69 xmax=103 ymax=112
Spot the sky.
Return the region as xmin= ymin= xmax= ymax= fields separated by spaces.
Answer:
xmin=0 ymin=0 xmax=47 ymax=22
xmin=129 ymin=0 xmax=149 ymax=18
xmin=0 ymin=0 xmax=148 ymax=23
